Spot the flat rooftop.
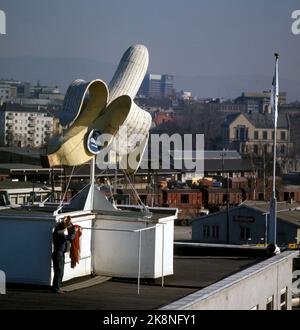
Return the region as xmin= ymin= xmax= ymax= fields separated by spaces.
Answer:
xmin=0 ymin=245 xmax=263 ymax=310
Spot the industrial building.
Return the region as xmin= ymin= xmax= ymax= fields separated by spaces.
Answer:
xmin=192 ymin=201 xmax=300 ymax=246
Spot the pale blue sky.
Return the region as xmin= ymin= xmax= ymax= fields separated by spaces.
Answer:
xmin=0 ymin=0 xmax=300 ymax=92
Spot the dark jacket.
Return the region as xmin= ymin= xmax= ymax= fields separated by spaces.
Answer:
xmin=53 ymin=223 xmax=76 ymax=253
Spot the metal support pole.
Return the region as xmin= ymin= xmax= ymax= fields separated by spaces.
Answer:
xmin=161 ymin=224 xmax=165 ymax=288
xmin=137 ymin=230 xmax=142 ymax=295
xmin=269 ymin=101 xmax=278 ymax=245
xmin=90 ymin=156 xmax=95 ymax=211
xmin=265 ymin=213 xmax=268 ymax=245
xmin=226 ymin=174 xmax=230 ymax=244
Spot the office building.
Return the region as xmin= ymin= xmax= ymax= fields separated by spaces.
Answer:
xmin=139 ymin=73 xmax=174 ymax=98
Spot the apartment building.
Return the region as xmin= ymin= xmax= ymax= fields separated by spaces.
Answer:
xmin=0 ymin=103 xmax=56 ymax=148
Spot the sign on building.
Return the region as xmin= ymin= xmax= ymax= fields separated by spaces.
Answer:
xmin=0 ymin=10 xmax=6 ymax=35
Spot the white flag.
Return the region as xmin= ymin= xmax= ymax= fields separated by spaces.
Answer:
xmin=270 ymin=54 xmax=279 ymax=128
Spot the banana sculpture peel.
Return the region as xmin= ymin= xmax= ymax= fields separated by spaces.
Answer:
xmin=43 ymin=44 xmax=152 ymax=174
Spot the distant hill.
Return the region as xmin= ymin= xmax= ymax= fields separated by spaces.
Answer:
xmin=0 ymin=56 xmax=299 ymax=101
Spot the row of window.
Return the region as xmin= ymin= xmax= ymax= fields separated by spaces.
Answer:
xmin=9 ymin=134 xmax=48 ymax=139
xmin=202 ymin=225 xmax=250 ymax=240
xmin=240 ymin=143 xmax=287 ymax=155
xmin=252 ymin=144 xmax=286 ymax=154
xmin=254 ymin=130 xmax=286 ymax=141
xmin=10 ymin=120 xmax=52 ymax=125
xmin=203 ymin=225 xmax=219 ymax=239
xmin=7 ymin=125 xmax=51 ymax=131
xmin=7 ymin=112 xmax=49 ymax=117
xmin=169 ymin=194 xmax=199 ymax=204
xmin=235 ymin=126 xmax=287 ymax=141
xmin=8 ymin=140 xmax=46 ymax=146
xmin=251 ymin=287 xmax=288 ymax=310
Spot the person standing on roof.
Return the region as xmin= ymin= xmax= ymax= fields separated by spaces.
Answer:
xmin=52 ymin=216 xmax=76 ymax=294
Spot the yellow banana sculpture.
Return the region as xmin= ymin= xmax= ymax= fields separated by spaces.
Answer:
xmin=43 ymin=44 xmax=152 ymax=174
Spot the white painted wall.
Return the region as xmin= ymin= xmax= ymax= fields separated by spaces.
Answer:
xmin=0 ymin=208 xmax=174 ymax=285
xmin=0 ymin=213 xmax=54 ymax=285
xmin=0 ymin=210 xmax=93 ymax=286
xmin=55 ymin=212 xmax=93 ymax=283
xmin=92 ymin=213 xmax=174 ymax=278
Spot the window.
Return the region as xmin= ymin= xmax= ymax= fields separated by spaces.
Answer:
xmin=263 ymin=131 xmax=268 ymax=140
xmin=280 ymin=288 xmax=288 ymax=310
xmin=236 ymin=126 xmax=248 ymax=142
xmin=223 ymin=193 xmax=228 ymax=204
xmin=203 ymin=225 xmax=210 ymax=238
xmin=254 ymin=131 xmax=259 ymax=140
xmin=253 ymin=145 xmax=258 ymax=154
xmin=181 ymin=194 xmax=189 ymax=204
xmin=280 ymin=131 xmax=286 ymax=141
xmin=240 ymin=227 xmax=251 ymax=240
xmin=212 ymin=225 xmax=219 ymax=239
xmin=266 ymin=296 xmax=274 ymax=310
xmin=280 ymin=145 xmax=285 ymax=155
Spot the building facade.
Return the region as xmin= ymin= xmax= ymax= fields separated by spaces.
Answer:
xmin=0 ymin=103 xmax=56 ymax=148
xmin=222 ymin=112 xmax=292 ymax=156
xmin=139 ymin=73 xmax=174 ymax=98
xmin=235 ymin=91 xmax=287 ymax=114
xmin=192 ymin=201 xmax=300 ymax=246
xmin=0 ymin=84 xmax=14 ymax=103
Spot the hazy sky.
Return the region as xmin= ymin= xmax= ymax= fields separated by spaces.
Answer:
xmin=1 ymin=0 xmax=300 ymax=79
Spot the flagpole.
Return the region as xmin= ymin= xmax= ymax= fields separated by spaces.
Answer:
xmin=272 ymin=53 xmax=279 ymax=198
xmin=269 ymin=53 xmax=279 ymax=246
